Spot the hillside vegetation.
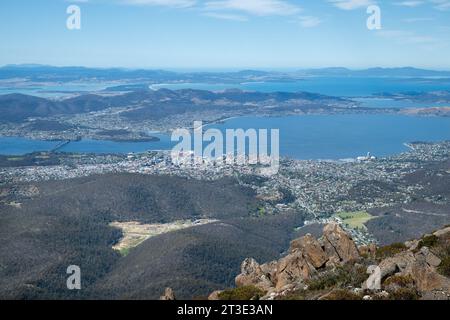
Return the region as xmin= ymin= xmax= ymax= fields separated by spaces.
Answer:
xmin=0 ymin=173 xmax=303 ymax=299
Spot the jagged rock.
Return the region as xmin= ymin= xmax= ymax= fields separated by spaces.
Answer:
xmin=406 ymin=247 xmax=450 ymax=292
xmin=358 ymin=243 xmax=377 ymax=258
xmin=260 ymin=261 xmax=278 ymax=280
xmin=378 ymin=251 xmax=416 ymax=278
xmin=274 ymin=251 xmax=316 ymax=290
xmin=405 ymin=239 xmax=420 ymax=251
xmin=208 ymin=290 xmax=222 ymax=300
xmin=290 ymin=234 xmax=328 ymax=268
xmin=373 ymin=242 xmax=449 ymax=294
xmin=410 ymin=261 xmax=450 ymax=292
xmin=322 ymin=223 xmax=360 ymax=264
xmin=235 ymin=258 xmax=273 ymax=291
xmin=325 ymin=255 xmax=341 ymax=268
xmin=239 ymin=258 xmax=261 ymax=278
xmin=433 ymin=226 xmax=450 ymax=238
xmin=226 ymin=223 xmax=450 ymax=300
xmin=160 ymin=287 xmax=175 ymax=300
xmin=419 ymin=247 xmax=442 ymax=267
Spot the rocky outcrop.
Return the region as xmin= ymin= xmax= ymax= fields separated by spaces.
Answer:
xmin=322 ymin=223 xmax=360 ymax=264
xmin=378 ymin=251 xmax=416 ymax=278
xmin=159 ymin=287 xmax=176 ymax=300
xmin=208 ymin=290 xmax=223 ymax=300
xmin=274 ymin=251 xmax=317 ymax=291
xmin=433 ymin=226 xmax=450 ymax=238
xmin=235 ymin=258 xmax=273 ymax=291
xmin=217 ymin=223 xmax=450 ymax=300
xmin=290 ymin=234 xmax=328 ymax=268
xmin=232 ymin=223 xmax=361 ymax=295
xmin=374 ymin=241 xmax=450 ymax=294
xmin=408 ymin=247 xmax=450 ymax=292
xmin=358 ymin=243 xmax=377 ymax=259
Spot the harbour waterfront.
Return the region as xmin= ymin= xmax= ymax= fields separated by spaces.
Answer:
xmin=1 ymin=114 xmax=450 ymax=160
xmin=205 ymin=114 xmax=450 ymax=160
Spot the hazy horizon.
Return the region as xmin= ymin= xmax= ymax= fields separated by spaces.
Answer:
xmin=2 ymin=63 xmax=450 ymax=73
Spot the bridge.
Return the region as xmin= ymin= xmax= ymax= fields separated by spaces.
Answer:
xmin=50 ymin=136 xmax=82 ymax=153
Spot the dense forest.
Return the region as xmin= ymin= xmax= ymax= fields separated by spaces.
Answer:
xmin=0 ymin=173 xmax=303 ymax=299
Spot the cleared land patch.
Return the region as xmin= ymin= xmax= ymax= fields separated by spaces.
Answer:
xmin=335 ymin=211 xmax=375 ymax=230
xmin=110 ymin=219 xmax=218 ymax=256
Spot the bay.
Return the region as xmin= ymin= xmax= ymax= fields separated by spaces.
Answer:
xmin=1 ymin=115 xmax=450 ymax=160
xmin=151 ymin=77 xmax=450 ymax=97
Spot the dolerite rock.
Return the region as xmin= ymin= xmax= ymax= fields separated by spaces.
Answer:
xmin=404 ymin=239 xmax=420 ymax=251
xmin=235 ymin=258 xmax=261 ymax=287
xmin=378 ymin=251 xmax=416 ymax=278
xmin=235 ymin=258 xmax=273 ymax=291
xmin=208 ymin=290 xmax=223 ymax=300
xmin=410 ymin=260 xmax=450 ymax=292
xmin=322 ymin=223 xmax=360 ymax=264
xmin=433 ymin=227 xmax=450 ymax=238
xmin=409 ymin=247 xmax=450 ymax=292
xmin=274 ymin=251 xmax=317 ymax=290
xmin=160 ymin=287 xmax=176 ymax=300
xmin=216 ymin=224 xmax=450 ymax=300
xmin=358 ymin=243 xmax=377 ymax=259
xmin=420 ymin=247 xmax=442 ymax=268
xmin=290 ymin=234 xmax=328 ymax=269
xmin=233 ymin=223 xmax=362 ymax=293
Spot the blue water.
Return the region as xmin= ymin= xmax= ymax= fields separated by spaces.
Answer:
xmin=0 ymin=134 xmax=174 ymax=156
xmin=2 ymin=115 xmax=450 ymax=159
xmin=152 ymin=77 xmax=450 ymax=97
xmin=0 ymin=138 xmax=60 ymax=156
xmin=205 ymin=115 xmax=450 ymax=159
xmin=353 ymin=98 xmax=450 ymax=109
xmin=0 ymin=81 xmax=123 ymax=98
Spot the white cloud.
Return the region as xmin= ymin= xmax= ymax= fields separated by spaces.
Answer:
xmin=298 ymin=16 xmax=322 ymax=28
xmin=202 ymin=12 xmax=248 ymax=21
xmin=394 ymin=1 xmax=425 ymax=7
xmin=328 ymin=0 xmax=373 ymax=10
xmin=204 ymin=0 xmax=301 ymax=16
xmin=122 ymin=0 xmax=197 ymax=8
xmin=429 ymin=0 xmax=450 ymax=10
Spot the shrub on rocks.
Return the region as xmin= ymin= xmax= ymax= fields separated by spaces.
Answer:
xmin=376 ymin=242 xmax=407 ymax=259
xmin=218 ymin=286 xmax=265 ymax=300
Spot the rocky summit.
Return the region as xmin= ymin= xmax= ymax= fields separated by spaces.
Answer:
xmin=205 ymin=223 xmax=450 ymax=300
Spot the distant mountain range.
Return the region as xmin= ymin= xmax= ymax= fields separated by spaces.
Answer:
xmin=1 ymin=65 xmax=450 ymax=82
xmin=296 ymin=67 xmax=450 ymax=77
xmin=0 ymin=89 xmax=347 ymax=123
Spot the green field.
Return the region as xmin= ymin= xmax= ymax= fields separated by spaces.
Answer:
xmin=335 ymin=211 xmax=375 ymax=230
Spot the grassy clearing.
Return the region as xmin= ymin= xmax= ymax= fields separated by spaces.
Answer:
xmin=335 ymin=211 xmax=375 ymax=230
xmin=110 ymin=219 xmax=217 ymax=256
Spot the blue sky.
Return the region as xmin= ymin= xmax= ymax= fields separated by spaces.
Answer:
xmin=0 ymin=0 xmax=449 ymax=70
